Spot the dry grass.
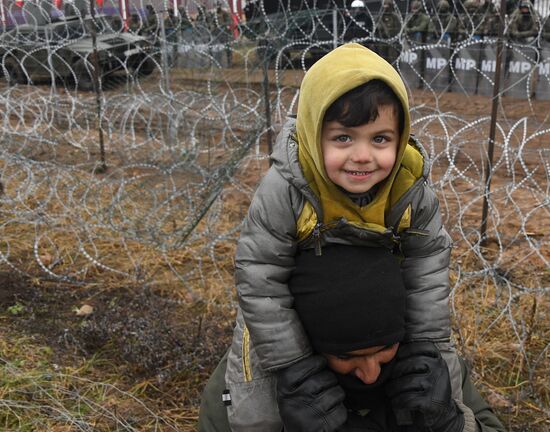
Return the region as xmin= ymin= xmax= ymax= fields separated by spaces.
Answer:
xmin=0 ymin=78 xmax=548 ymax=431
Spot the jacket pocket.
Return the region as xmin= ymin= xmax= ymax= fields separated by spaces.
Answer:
xmin=226 ymin=376 xmax=282 ymax=432
xmin=225 ymin=317 xmax=282 ymax=431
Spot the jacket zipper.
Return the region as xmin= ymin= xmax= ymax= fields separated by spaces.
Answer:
xmin=313 ymin=223 xmax=323 ymax=256
xmin=312 ymin=221 xmax=342 ymax=256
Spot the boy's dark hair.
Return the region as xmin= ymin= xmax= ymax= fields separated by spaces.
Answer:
xmin=324 ymin=80 xmax=405 ymax=134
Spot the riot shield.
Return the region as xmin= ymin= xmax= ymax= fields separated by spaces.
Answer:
xmin=535 ymin=42 xmax=550 ymax=100
xmin=477 ymin=41 xmax=506 ymax=97
xmin=177 ymin=26 xmax=212 ymax=69
xmin=503 ymin=43 xmax=538 ymax=99
xmin=397 ymin=40 xmax=422 ymax=90
xmin=450 ymin=42 xmax=483 ymax=95
xmin=424 ymin=45 xmax=451 ymax=92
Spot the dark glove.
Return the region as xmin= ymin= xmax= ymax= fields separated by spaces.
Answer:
xmin=277 ymin=355 xmax=347 ymax=432
xmin=385 ymin=342 xmax=465 ymax=432
xmin=336 ymin=411 xmax=385 ymax=432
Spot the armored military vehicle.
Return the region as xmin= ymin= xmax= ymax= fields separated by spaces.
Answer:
xmin=0 ymin=13 xmax=157 ymax=90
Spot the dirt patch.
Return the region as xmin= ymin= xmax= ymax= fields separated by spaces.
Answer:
xmin=0 ymin=272 xmax=232 ymax=398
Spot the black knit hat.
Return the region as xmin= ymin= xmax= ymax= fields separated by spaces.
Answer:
xmin=289 ymin=245 xmax=406 ymax=355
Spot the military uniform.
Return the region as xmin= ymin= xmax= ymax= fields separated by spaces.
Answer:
xmin=375 ymin=0 xmax=401 ymax=62
xmin=457 ymin=0 xmax=485 ymax=41
xmin=143 ymin=5 xmax=159 ymax=38
xmin=129 ymin=14 xmax=141 ymax=35
xmin=480 ymin=0 xmax=500 ymax=38
xmin=405 ymin=1 xmax=431 ymax=42
xmin=428 ymin=0 xmax=458 ymax=44
xmin=376 ymin=0 xmax=401 ymax=40
xmin=507 ymin=1 xmax=540 ymax=44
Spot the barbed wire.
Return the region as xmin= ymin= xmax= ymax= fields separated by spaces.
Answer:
xmin=0 ymin=0 xmax=548 ymax=429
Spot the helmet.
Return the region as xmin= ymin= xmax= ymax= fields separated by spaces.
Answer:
xmin=464 ymin=0 xmax=478 ymax=12
xmin=351 ymin=0 xmax=365 ymax=7
xmin=383 ymin=0 xmax=393 ymax=7
xmin=437 ymin=0 xmax=450 ymax=13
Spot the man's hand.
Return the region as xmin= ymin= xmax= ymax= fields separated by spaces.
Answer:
xmin=385 ymin=342 xmax=464 ymax=432
xmin=277 ymin=355 xmax=347 ymax=432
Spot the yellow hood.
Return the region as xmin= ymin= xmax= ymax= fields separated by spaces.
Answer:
xmin=296 ymin=43 xmax=414 ymax=230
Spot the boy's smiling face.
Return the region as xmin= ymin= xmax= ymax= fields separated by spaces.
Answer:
xmin=321 ymin=105 xmax=400 ymax=194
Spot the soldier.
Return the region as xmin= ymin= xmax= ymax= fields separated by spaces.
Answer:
xmin=428 ymin=0 xmax=458 ymax=44
xmin=405 ymin=0 xmax=430 ymax=43
xmin=480 ymin=0 xmax=500 ymax=38
xmin=129 ymin=14 xmax=141 ymax=35
xmin=376 ymin=0 xmax=401 ymax=40
xmin=143 ymin=4 xmax=159 ymax=39
xmin=164 ymin=8 xmax=179 ymax=32
xmin=507 ymin=0 xmax=540 ymax=44
xmin=375 ymin=0 xmax=401 ymax=63
xmin=457 ymin=0 xmax=484 ymax=41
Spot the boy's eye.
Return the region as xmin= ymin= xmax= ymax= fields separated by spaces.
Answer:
xmin=335 ymin=135 xmax=352 ymax=143
xmin=373 ymin=135 xmax=389 ymax=144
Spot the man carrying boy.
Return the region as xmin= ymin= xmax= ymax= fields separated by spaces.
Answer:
xmin=203 ymin=43 xmax=463 ymax=431
xmin=199 ymin=244 xmax=505 ymax=431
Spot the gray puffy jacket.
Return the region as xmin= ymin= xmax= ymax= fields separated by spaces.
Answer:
xmin=224 ymin=118 xmax=463 ymax=431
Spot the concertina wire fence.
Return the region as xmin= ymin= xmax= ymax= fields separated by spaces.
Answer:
xmin=0 ymin=0 xmax=548 ymax=428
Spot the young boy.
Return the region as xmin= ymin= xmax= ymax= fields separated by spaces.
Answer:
xmin=200 ymin=43 xmax=462 ymax=431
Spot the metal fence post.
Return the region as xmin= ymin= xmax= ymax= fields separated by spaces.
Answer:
xmin=89 ymin=0 xmax=107 ymax=173
xmin=480 ymin=0 xmax=507 ymax=246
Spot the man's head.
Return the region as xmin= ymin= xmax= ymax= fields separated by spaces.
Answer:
xmin=321 ymin=80 xmax=403 ymax=194
xmin=289 ymin=245 xmax=406 ymax=385
xmin=464 ymin=0 xmax=478 ymax=13
xmin=383 ymin=0 xmax=394 ymax=11
xmin=437 ymin=0 xmax=450 ymax=14
xmin=519 ymin=0 xmax=531 ymax=14
xmin=411 ymin=0 xmax=422 ymax=13
xmin=325 ymin=343 xmax=400 ymax=385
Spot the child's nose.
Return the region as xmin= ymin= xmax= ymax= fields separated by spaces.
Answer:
xmin=353 ymin=358 xmax=381 ymax=385
xmin=350 ymin=144 xmax=372 ymax=163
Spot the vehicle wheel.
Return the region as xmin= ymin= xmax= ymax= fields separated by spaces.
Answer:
xmin=73 ymin=59 xmax=96 ymax=91
xmin=3 ymin=58 xmax=27 ymax=85
xmin=134 ymin=55 xmax=156 ymax=76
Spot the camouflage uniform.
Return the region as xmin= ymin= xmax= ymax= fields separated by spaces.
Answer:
xmin=457 ymin=0 xmax=485 ymax=41
xmin=376 ymin=0 xmax=402 ymax=40
xmin=480 ymin=0 xmax=500 ymax=38
xmin=129 ymin=13 xmax=141 ymax=35
xmin=405 ymin=1 xmax=431 ymax=42
xmin=143 ymin=4 xmax=159 ymax=38
xmin=428 ymin=0 xmax=458 ymax=43
xmin=375 ymin=0 xmax=402 ymax=63
xmin=507 ymin=1 xmax=540 ymax=44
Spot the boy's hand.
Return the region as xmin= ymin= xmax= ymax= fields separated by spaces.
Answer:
xmin=277 ymin=355 xmax=347 ymax=432
xmin=385 ymin=342 xmax=465 ymax=432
